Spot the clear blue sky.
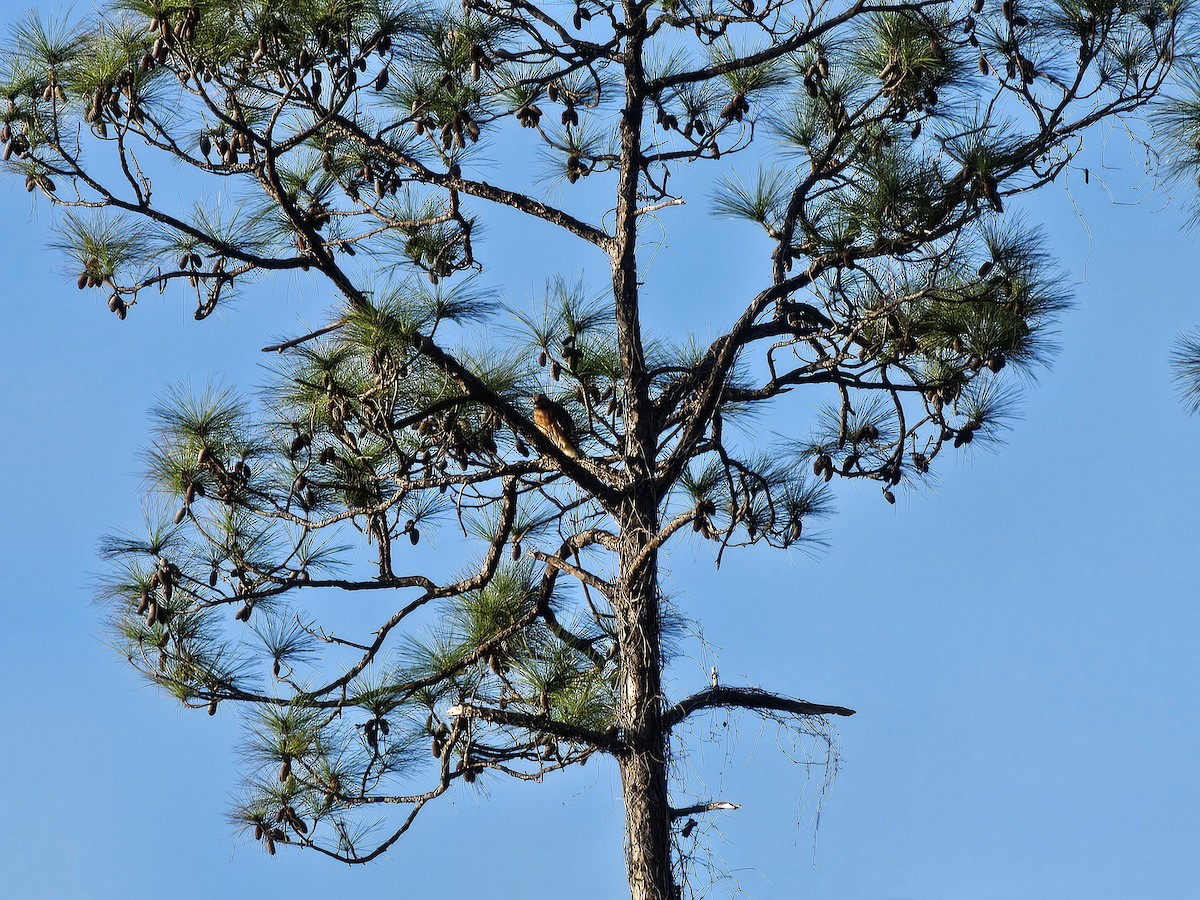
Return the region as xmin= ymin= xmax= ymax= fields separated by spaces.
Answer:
xmin=1 ymin=23 xmax=1199 ymax=900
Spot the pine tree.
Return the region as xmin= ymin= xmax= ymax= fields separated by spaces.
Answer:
xmin=0 ymin=0 xmax=1188 ymax=897
xmin=1151 ymin=75 xmax=1200 ymax=413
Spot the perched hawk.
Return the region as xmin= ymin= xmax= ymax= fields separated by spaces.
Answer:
xmin=532 ymin=393 xmax=580 ymax=459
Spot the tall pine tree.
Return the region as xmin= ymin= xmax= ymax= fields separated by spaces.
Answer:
xmin=0 ymin=0 xmax=1188 ymax=896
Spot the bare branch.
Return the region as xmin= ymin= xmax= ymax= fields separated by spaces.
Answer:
xmin=664 ymin=687 xmax=856 ymax=731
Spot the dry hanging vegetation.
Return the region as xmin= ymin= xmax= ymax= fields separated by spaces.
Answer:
xmin=0 ymin=0 xmax=1190 ymax=897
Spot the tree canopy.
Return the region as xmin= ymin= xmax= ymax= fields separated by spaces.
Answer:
xmin=1 ymin=0 xmax=1195 ymax=897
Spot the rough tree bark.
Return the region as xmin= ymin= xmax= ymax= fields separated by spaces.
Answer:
xmin=616 ymin=496 xmax=673 ymax=900
xmin=611 ymin=6 xmax=675 ymax=894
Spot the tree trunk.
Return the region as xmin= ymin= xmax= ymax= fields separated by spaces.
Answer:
xmin=616 ymin=493 xmax=674 ymax=900
xmin=613 ymin=7 xmax=672 ymax=897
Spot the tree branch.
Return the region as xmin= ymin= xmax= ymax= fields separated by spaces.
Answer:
xmin=669 ymin=801 xmax=741 ymax=819
xmin=663 ymin=686 xmax=855 ymax=730
xmin=446 ymin=702 xmax=620 ymax=752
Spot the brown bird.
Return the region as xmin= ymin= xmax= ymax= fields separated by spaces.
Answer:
xmin=532 ymin=393 xmax=580 ymax=459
